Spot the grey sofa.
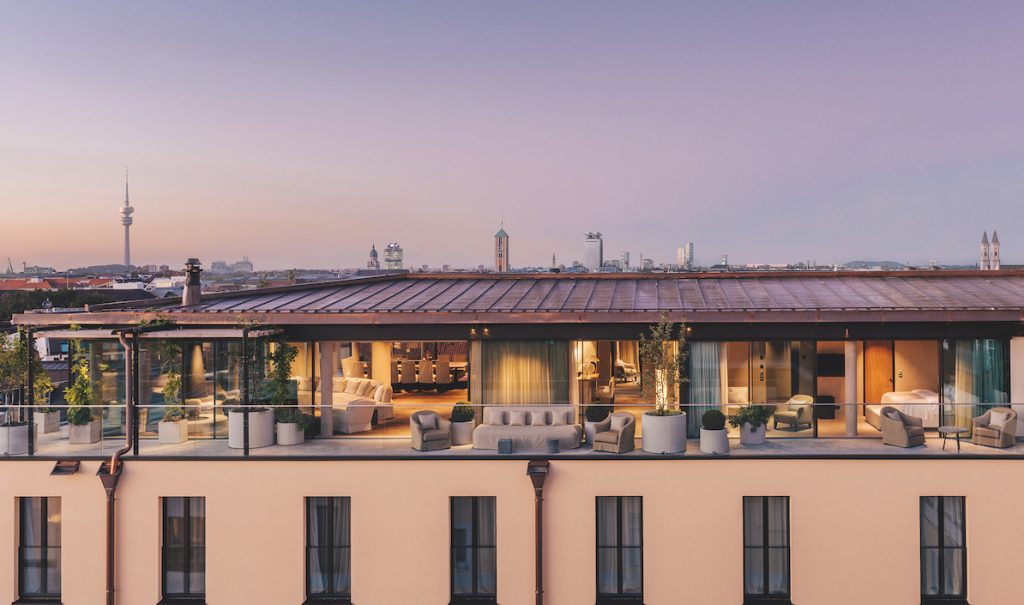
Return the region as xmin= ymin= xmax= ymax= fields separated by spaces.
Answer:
xmin=472 ymin=406 xmax=582 ymax=451
xmin=410 ymin=411 xmax=451 ymax=451
xmin=880 ymin=406 xmax=925 ymax=448
xmin=592 ymin=412 xmax=636 ymax=454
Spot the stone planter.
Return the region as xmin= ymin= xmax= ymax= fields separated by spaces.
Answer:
xmin=450 ymin=420 xmax=474 ymax=446
xmin=228 ymin=409 xmax=274 ymax=449
xmin=69 ymin=419 xmax=102 ymax=444
xmin=699 ymin=427 xmax=730 ymax=454
xmin=159 ymin=420 xmax=189 ymax=444
xmin=739 ymin=422 xmax=767 ymax=446
xmin=0 ymin=424 xmax=30 ymax=455
xmin=641 ymin=412 xmax=687 ymax=454
xmin=276 ymin=422 xmax=305 ymax=446
xmin=38 ymin=411 xmax=61 ymax=434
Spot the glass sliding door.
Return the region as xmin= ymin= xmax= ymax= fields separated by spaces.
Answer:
xmin=941 ymin=339 xmax=1008 ymax=431
xmin=688 ymin=341 xmax=723 ymax=438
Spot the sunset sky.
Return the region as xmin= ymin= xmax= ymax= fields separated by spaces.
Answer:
xmin=2 ymin=1 xmax=1022 ymax=270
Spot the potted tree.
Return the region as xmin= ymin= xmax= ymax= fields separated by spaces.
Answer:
xmin=729 ymin=404 xmax=772 ymax=446
xmin=450 ymin=402 xmax=475 ymax=445
xmin=159 ymin=406 xmax=189 ymax=444
xmin=0 ymin=329 xmax=55 ymax=437
xmin=640 ymin=315 xmax=689 ymax=454
xmin=275 ymin=406 xmax=308 ymax=445
xmin=66 ymin=339 xmax=100 ymax=444
xmin=699 ymin=409 xmax=729 ymax=454
xmin=264 ymin=341 xmax=303 ymax=446
xmin=584 ymin=404 xmax=612 ymax=445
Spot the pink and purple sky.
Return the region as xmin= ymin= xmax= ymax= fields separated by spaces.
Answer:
xmin=1 ymin=1 xmax=1022 ymax=270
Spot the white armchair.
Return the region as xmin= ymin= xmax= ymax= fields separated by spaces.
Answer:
xmin=333 ymin=403 xmax=375 ymax=434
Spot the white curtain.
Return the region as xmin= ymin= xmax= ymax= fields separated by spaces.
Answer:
xmin=688 ymin=342 xmax=722 ymax=437
xmin=482 ymin=341 xmax=569 ymax=405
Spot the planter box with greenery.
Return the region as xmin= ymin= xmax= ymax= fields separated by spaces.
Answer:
xmin=159 ymin=407 xmax=189 ymax=444
xmin=640 ymin=315 xmax=689 ymax=454
xmin=228 ymin=339 xmax=298 ymax=449
xmin=0 ymin=421 xmax=30 ymax=455
xmin=38 ymin=408 xmax=61 ymax=434
xmin=65 ymin=334 xmax=101 ymax=444
xmin=67 ymin=405 xmax=101 ymax=444
xmin=584 ymin=404 xmax=612 ymax=445
xmin=699 ymin=409 xmax=730 ymax=454
xmin=275 ymin=407 xmax=308 ymax=446
xmin=729 ymin=404 xmax=771 ymax=446
xmin=450 ymin=403 xmax=475 ymax=445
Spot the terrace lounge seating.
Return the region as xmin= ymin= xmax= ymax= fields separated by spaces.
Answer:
xmin=880 ymin=406 xmax=925 ymax=448
xmin=614 ymin=359 xmax=638 ymax=383
xmin=773 ymin=395 xmax=814 ymax=431
xmin=972 ymin=407 xmax=1017 ymax=448
xmin=411 ymin=410 xmax=451 ymax=451
xmin=299 ymin=376 xmax=393 ymax=429
xmin=333 ymin=402 xmax=376 ymax=434
xmin=592 ymin=412 xmax=636 ymax=454
xmin=472 ymin=406 xmax=582 ymax=451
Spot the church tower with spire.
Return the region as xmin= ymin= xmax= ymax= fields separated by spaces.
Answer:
xmin=367 ymin=243 xmax=380 ymax=270
xmin=991 ymin=231 xmax=1000 ymax=270
xmin=494 ymin=221 xmax=510 ymax=272
xmin=120 ymin=169 xmax=134 ymax=269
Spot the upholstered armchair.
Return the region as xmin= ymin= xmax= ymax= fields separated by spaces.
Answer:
xmin=333 ymin=403 xmax=375 ymax=434
xmin=410 ymin=410 xmax=451 ymax=451
xmin=773 ymin=395 xmax=814 ymax=431
xmin=972 ymin=407 xmax=1017 ymax=448
xmin=592 ymin=412 xmax=636 ymax=454
xmin=880 ymin=406 xmax=925 ymax=448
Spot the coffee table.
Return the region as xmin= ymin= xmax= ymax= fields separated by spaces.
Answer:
xmin=938 ymin=426 xmax=969 ymax=453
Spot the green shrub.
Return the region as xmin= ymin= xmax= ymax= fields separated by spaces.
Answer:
xmin=274 ymin=406 xmax=308 ymax=428
xmin=162 ymin=407 xmax=186 ymax=422
xmin=702 ymin=409 xmax=726 ymax=431
xmin=585 ymin=404 xmax=612 ymax=423
xmin=66 ymin=405 xmax=94 ymax=426
xmin=728 ymin=404 xmax=772 ymax=431
xmin=451 ymin=403 xmax=475 ymax=423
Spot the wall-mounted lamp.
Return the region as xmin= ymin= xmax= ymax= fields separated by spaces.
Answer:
xmin=469 ymin=327 xmax=477 ymax=337
xmin=482 ymin=327 xmax=490 ymax=337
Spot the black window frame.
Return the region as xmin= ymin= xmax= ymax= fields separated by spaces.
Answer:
xmin=304 ymin=496 xmax=352 ymax=604
xmin=160 ymin=496 xmax=206 ymax=605
xmin=595 ymin=495 xmax=644 ymax=605
xmin=18 ymin=496 xmax=61 ymax=603
xmin=920 ymin=496 xmax=968 ymax=605
xmin=449 ymin=496 xmax=497 ymax=605
xmin=742 ymin=496 xmax=792 ymax=605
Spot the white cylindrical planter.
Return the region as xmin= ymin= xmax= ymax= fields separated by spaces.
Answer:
xmin=228 ymin=409 xmax=275 ymax=449
xmin=739 ymin=422 xmax=767 ymax=446
xmin=39 ymin=411 xmax=61 ymax=434
xmin=276 ymin=422 xmax=305 ymax=446
xmin=699 ymin=427 xmax=730 ymax=454
xmin=0 ymin=424 xmax=29 ymax=455
xmin=69 ymin=419 xmax=102 ymax=444
xmin=159 ymin=421 xmax=189 ymax=444
xmin=641 ymin=412 xmax=687 ymax=454
xmin=450 ymin=421 xmax=474 ymax=445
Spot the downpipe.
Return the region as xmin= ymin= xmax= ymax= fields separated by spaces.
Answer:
xmin=101 ymin=330 xmax=136 ymax=605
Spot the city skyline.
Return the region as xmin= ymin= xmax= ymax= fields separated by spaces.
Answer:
xmin=2 ymin=2 xmax=1023 ymax=269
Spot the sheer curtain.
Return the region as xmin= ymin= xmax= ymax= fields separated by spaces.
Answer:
xmin=482 ymin=341 xmax=569 ymax=404
xmin=687 ymin=342 xmax=722 ymax=437
xmin=948 ymin=340 xmax=1008 ymax=430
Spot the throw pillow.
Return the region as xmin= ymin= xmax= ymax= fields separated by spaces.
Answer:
xmin=509 ymin=410 xmax=527 ymax=426
xmin=295 ymin=376 xmax=311 ymax=391
xmin=609 ymin=415 xmax=629 ymax=431
xmin=334 ymin=377 xmax=347 ymax=392
xmin=550 ymin=410 xmax=568 ymax=426
xmin=530 ymin=411 xmax=548 ymax=426
xmin=989 ymin=410 xmax=1010 ymax=429
xmin=418 ymin=414 xmax=436 ymax=430
xmin=344 ymin=380 xmax=360 ymax=394
xmin=356 ymin=380 xmax=375 ymax=397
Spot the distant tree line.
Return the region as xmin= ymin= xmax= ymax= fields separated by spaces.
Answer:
xmin=0 ymin=289 xmax=122 ymax=322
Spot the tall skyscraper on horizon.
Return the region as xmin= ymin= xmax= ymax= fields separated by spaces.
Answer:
xmin=120 ymin=169 xmax=134 ymax=268
xmin=583 ymin=232 xmax=603 ymax=271
xmin=384 ymin=242 xmax=404 ymax=270
xmin=620 ymin=251 xmax=630 ymax=271
xmin=683 ymin=242 xmax=694 ymax=269
xmin=494 ymin=223 xmax=509 ymax=272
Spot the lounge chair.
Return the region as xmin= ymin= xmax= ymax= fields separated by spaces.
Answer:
xmin=773 ymin=395 xmax=813 ymax=431
xmin=411 ymin=410 xmax=450 ymax=451
xmin=592 ymin=412 xmax=636 ymax=454
xmin=972 ymin=407 xmax=1017 ymax=448
xmin=880 ymin=406 xmax=925 ymax=448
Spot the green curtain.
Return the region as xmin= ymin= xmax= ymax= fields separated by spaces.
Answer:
xmin=949 ymin=339 xmax=1007 ymax=430
xmin=481 ymin=340 xmax=569 ymax=405
xmin=687 ymin=341 xmax=722 ymax=438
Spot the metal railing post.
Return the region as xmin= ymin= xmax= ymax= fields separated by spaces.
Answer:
xmin=242 ymin=327 xmax=250 ymax=457
xmin=25 ymin=327 xmax=35 ymax=456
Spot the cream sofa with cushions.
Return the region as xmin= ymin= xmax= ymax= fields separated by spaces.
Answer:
xmin=472 ymin=406 xmax=582 ymax=451
xmin=295 ymin=376 xmax=394 ymax=431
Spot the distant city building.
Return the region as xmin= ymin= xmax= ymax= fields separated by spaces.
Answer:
xmin=23 ymin=265 xmax=56 ymax=276
xmin=367 ymin=244 xmax=380 ymax=270
xmin=720 ymin=254 xmax=729 ymax=267
xmin=642 ymin=258 xmax=654 ymax=270
xmin=980 ymin=231 xmax=1001 ymax=270
xmin=583 ymin=232 xmax=603 ymax=271
xmin=620 ymin=251 xmax=630 ymax=271
xmin=384 ymin=243 xmax=404 ymax=270
xmin=676 ymin=246 xmax=685 ymax=266
xmin=231 ymin=257 xmax=254 ymax=273
xmin=120 ymin=169 xmax=134 ymax=268
xmin=494 ymin=224 xmax=510 ymax=272
xmin=209 ymin=258 xmax=254 ymax=275
xmin=683 ymin=242 xmax=694 ymax=269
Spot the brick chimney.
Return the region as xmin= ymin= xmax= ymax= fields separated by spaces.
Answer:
xmin=182 ymin=258 xmax=202 ymax=306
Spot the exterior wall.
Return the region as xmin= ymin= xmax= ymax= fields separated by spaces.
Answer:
xmin=2 ymin=458 xmax=1022 ymax=605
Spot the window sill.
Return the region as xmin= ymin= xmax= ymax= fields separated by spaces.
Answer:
xmin=449 ymin=598 xmax=498 ymax=605
xmin=921 ymin=599 xmax=969 ymax=605
xmin=13 ymin=599 xmax=63 ymax=605
xmin=743 ymin=597 xmax=792 ymax=605
xmin=596 ymin=597 xmax=644 ymax=605
xmin=156 ymin=599 xmax=206 ymax=605
xmin=302 ymin=598 xmax=352 ymax=605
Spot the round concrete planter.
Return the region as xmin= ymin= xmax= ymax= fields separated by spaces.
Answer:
xmin=158 ymin=420 xmax=189 ymax=445
xmin=228 ymin=409 xmax=275 ymax=449
xmin=0 ymin=424 xmax=30 ymax=455
xmin=450 ymin=420 xmax=474 ymax=446
xmin=276 ymin=422 xmax=305 ymax=446
xmin=641 ymin=412 xmax=687 ymax=454
xmin=699 ymin=427 xmax=730 ymax=454
xmin=69 ymin=419 xmax=102 ymax=444
xmin=739 ymin=422 xmax=767 ymax=446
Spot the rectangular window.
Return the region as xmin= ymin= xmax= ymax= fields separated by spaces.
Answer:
xmin=19 ymin=496 xmax=61 ymax=600
xmin=596 ymin=496 xmax=643 ymax=604
xmin=921 ymin=496 xmax=967 ymax=604
xmin=743 ymin=496 xmax=790 ymax=604
xmin=162 ymin=497 xmax=206 ymax=603
xmin=450 ymin=496 xmax=496 ymax=604
xmin=306 ymin=497 xmax=351 ymax=603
